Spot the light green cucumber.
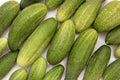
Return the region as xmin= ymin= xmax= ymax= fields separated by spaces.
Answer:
xmin=0 ymin=1 xmax=20 ymax=36
xmin=42 ymin=65 xmax=64 ymax=80
xmin=28 ymin=57 xmax=46 ymax=80
xmin=0 ymin=38 xmax=7 ymax=55
xmin=9 ymin=68 xmax=27 ymax=80
xmin=17 ymin=18 xmax=58 ymax=67
xmin=8 ymin=3 xmax=47 ymax=51
xmin=74 ymin=0 xmax=104 ymax=32
xmin=56 ymin=0 xmax=84 ymax=22
xmin=83 ymin=45 xmax=111 ymax=80
xmin=115 ymin=45 xmax=120 ymax=58
xmin=65 ymin=29 xmax=98 ymax=80
xmin=47 ymin=20 xmax=75 ymax=65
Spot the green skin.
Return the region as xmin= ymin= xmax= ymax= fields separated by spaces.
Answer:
xmin=45 ymin=0 xmax=64 ymax=10
xmin=0 ymin=51 xmax=18 ymax=79
xmin=115 ymin=45 xmax=120 ymax=58
xmin=103 ymin=59 xmax=120 ymax=80
xmin=105 ymin=26 xmax=120 ymax=45
xmin=42 ymin=65 xmax=64 ymax=80
xmin=17 ymin=18 xmax=58 ymax=67
xmin=0 ymin=1 xmax=20 ymax=36
xmin=47 ymin=20 xmax=75 ymax=65
xmin=56 ymin=0 xmax=84 ymax=22
xmin=9 ymin=69 xmax=28 ymax=80
xmin=74 ymin=0 xmax=104 ymax=32
xmin=65 ymin=29 xmax=98 ymax=80
xmin=8 ymin=3 xmax=47 ymax=51
xmin=28 ymin=57 xmax=46 ymax=80
xmin=83 ymin=45 xmax=111 ymax=80
xmin=94 ymin=1 xmax=120 ymax=32
xmin=0 ymin=38 xmax=7 ymax=55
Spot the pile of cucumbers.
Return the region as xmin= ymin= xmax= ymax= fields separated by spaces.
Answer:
xmin=0 ymin=0 xmax=120 ymax=80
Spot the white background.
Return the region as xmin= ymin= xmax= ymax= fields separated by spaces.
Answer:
xmin=0 ymin=0 xmax=119 ymax=80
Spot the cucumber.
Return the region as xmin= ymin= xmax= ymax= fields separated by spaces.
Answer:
xmin=45 ymin=0 xmax=64 ymax=10
xmin=9 ymin=68 xmax=27 ymax=80
xmin=105 ymin=26 xmax=120 ymax=45
xmin=17 ymin=18 xmax=58 ymax=67
xmin=0 ymin=1 xmax=20 ymax=36
xmin=83 ymin=45 xmax=111 ymax=80
xmin=56 ymin=0 xmax=84 ymax=22
xmin=115 ymin=45 xmax=120 ymax=58
xmin=74 ymin=0 xmax=104 ymax=32
xmin=42 ymin=65 xmax=64 ymax=80
xmin=0 ymin=51 xmax=18 ymax=79
xmin=94 ymin=1 xmax=120 ymax=32
xmin=28 ymin=57 xmax=46 ymax=80
xmin=0 ymin=38 xmax=7 ymax=55
xmin=65 ymin=29 xmax=98 ymax=80
xmin=103 ymin=59 xmax=120 ymax=80
xmin=8 ymin=3 xmax=47 ymax=51
xmin=47 ymin=20 xmax=75 ymax=65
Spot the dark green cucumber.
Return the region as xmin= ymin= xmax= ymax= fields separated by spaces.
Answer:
xmin=8 ymin=3 xmax=47 ymax=51
xmin=0 ymin=1 xmax=20 ymax=36
xmin=83 ymin=45 xmax=111 ymax=80
xmin=103 ymin=59 xmax=120 ymax=80
xmin=0 ymin=51 xmax=18 ymax=79
xmin=65 ymin=29 xmax=98 ymax=80
xmin=47 ymin=20 xmax=75 ymax=65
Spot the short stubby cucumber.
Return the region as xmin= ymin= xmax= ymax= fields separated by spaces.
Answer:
xmin=115 ymin=45 xmax=120 ymax=58
xmin=0 ymin=38 xmax=7 ymax=55
xmin=17 ymin=18 xmax=58 ymax=67
xmin=42 ymin=65 xmax=64 ymax=80
xmin=9 ymin=68 xmax=28 ymax=80
xmin=74 ymin=0 xmax=104 ymax=32
xmin=103 ymin=59 xmax=120 ymax=80
xmin=94 ymin=1 xmax=120 ymax=32
xmin=28 ymin=57 xmax=46 ymax=80
xmin=65 ymin=29 xmax=98 ymax=80
xmin=56 ymin=0 xmax=84 ymax=22
xmin=45 ymin=0 xmax=64 ymax=10
xmin=8 ymin=3 xmax=47 ymax=51
xmin=0 ymin=51 xmax=18 ymax=79
xmin=0 ymin=1 xmax=20 ymax=36
xmin=47 ymin=20 xmax=75 ymax=65
xmin=83 ymin=45 xmax=111 ymax=80
xmin=105 ymin=26 xmax=120 ymax=45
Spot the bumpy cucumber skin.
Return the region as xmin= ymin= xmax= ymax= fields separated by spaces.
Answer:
xmin=17 ymin=18 xmax=58 ymax=67
xmin=83 ymin=45 xmax=111 ymax=80
xmin=56 ymin=0 xmax=84 ymax=22
xmin=94 ymin=1 xmax=120 ymax=32
xmin=47 ymin=20 xmax=75 ymax=65
xmin=28 ymin=57 xmax=46 ymax=80
xmin=103 ymin=59 xmax=120 ymax=80
xmin=42 ymin=65 xmax=64 ymax=80
xmin=45 ymin=0 xmax=64 ymax=10
xmin=0 ymin=51 xmax=18 ymax=79
xmin=74 ymin=0 xmax=104 ymax=32
xmin=0 ymin=38 xmax=7 ymax=55
xmin=9 ymin=69 xmax=27 ymax=80
xmin=115 ymin=45 xmax=120 ymax=58
xmin=8 ymin=3 xmax=47 ymax=51
xmin=65 ymin=29 xmax=98 ymax=80
xmin=105 ymin=26 xmax=120 ymax=45
xmin=0 ymin=1 xmax=20 ymax=36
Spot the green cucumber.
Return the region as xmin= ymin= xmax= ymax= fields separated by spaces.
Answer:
xmin=65 ymin=29 xmax=98 ymax=80
xmin=0 ymin=51 xmax=18 ymax=79
xmin=94 ymin=1 xmax=120 ymax=32
xmin=8 ymin=3 xmax=47 ymax=51
xmin=17 ymin=18 xmax=58 ymax=67
xmin=9 ymin=68 xmax=27 ymax=80
xmin=115 ymin=45 xmax=120 ymax=58
xmin=0 ymin=1 xmax=20 ymax=36
xmin=74 ymin=0 xmax=104 ymax=32
xmin=83 ymin=45 xmax=111 ymax=80
xmin=47 ymin=20 xmax=75 ymax=65
xmin=0 ymin=38 xmax=7 ymax=55
xmin=28 ymin=57 xmax=46 ymax=80
xmin=42 ymin=65 xmax=64 ymax=80
xmin=56 ymin=0 xmax=84 ymax=22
